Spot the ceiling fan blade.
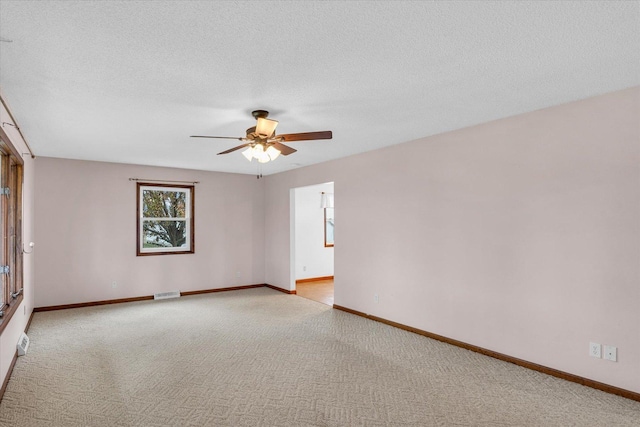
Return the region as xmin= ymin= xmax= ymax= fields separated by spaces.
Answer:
xmin=217 ymin=143 xmax=251 ymax=155
xmin=272 ymin=142 xmax=297 ymax=156
xmin=191 ymin=135 xmax=245 ymax=140
xmin=277 ymin=131 xmax=332 ymax=142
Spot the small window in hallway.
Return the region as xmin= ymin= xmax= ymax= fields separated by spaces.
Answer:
xmin=324 ymin=207 xmax=334 ymax=247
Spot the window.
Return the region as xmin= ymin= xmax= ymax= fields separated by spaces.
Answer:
xmin=137 ymin=183 xmax=194 ymax=256
xmin=324 ymin=207 xmax=334 ymax=247
xmin=0 ymin=137 xmax=24 ymax=333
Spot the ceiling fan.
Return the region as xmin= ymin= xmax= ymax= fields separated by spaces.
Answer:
xmin=191 ymin=110 xmax=332 ymax=163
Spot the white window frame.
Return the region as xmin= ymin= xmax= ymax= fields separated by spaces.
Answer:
xmin=137 ymin=184 xmax=194 ymax=256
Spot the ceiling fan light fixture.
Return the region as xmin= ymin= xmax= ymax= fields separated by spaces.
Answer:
xmin=256 ymin=117 xmax=278 ymax=138
xmin=266 ymin=145 xmax=281 ymax=161
xmin=193 ymin=109 xmax=332 ymax=163
xmin=241 ymin=147 xmax=254 ymax=161
xmin=250 ymin=144 xmax=269 ymax=163
xmin=252 ymin=143 xmax=264 ymax=158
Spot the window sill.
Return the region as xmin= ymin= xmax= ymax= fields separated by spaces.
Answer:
xmin=0 ymin=294 xmax=24 ymax=336
xmin=136 ymin=249 xmax=194 ymax=256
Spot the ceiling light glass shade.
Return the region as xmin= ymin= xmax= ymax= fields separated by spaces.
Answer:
xmin=265 ymin=145 xmax=281 ymax=161
xmin=241 ymin=147 xmax=254 ymax=161
xmin=256 ymin=118 xmax=278 ymax=138
xmin=320 ymin=192 xmax=334 ymax=208
xmin=240 ymin=143 xmax=281 ymax=163
xmin=251 ymin=144 xmax=269 ymax=163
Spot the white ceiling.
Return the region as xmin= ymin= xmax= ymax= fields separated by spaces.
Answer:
xmin=0 ymin=1 xmax=638 ymax=175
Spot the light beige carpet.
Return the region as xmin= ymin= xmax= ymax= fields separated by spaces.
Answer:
xmin=0 ymin=287 xmax=638 ymax=426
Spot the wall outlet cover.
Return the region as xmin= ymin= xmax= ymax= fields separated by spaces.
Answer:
xmin=589 ymin=342 xmax=601 ymax=358
xmin=604 ymin=345 xmax=617 ymax=362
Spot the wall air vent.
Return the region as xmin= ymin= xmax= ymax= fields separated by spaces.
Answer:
xmin=17 ymin=332 xmax=30 ymax=356
xmin=153 ymin=291 xmax=181 ymax=300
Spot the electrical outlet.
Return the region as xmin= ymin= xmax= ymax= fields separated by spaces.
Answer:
xmin=236 ymin=271 xmax=240 ymax=278
xmin=604 ymin=345 xmax=617 ymax=362
xmin=374 ymin=294 xmax=379 ymax=303
xmin=589 ymin=342 xmax=601 ymax=358
xmin=303 ymin=266 xmax=307 ymax=272
xmin=111 ymin=281 xmax=117 ymax=289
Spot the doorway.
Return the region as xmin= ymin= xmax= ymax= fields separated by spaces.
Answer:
xmin=291 ymin=182 xmax=334 ymax=306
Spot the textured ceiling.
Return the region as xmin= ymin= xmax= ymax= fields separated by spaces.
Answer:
xmin=0 ymin=1 xmax=638 ymax=175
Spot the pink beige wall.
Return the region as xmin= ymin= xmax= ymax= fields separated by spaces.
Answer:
xmin=264 ymin=87 xmax=640 ymax=393
xmin=0 ymin=96 xmax=36 ymax=389
xmin=23 ymin=87 xmax=640 ymax=394
xmin=34 ymin=158 xmax=265 ymax=307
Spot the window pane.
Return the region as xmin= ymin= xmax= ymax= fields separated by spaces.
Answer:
xmin=0 ymin=155 xmax=3 ymax=307
xmin=325 ymin=207 xmax=334 ymax=246
xmin=8 ymin=163 xmax=17 ymax=295
xmin=142 ymin=190 xmax=186 ymax=218
xmin=142 ymin=220 xmax=187 ymax=248
xmin=137 ymin=183 xmax=194 ymax=256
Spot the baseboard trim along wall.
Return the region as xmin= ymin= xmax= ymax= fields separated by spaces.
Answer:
xmin=295 ymin=276 xmax=334 ymax=284
xmin=0 ymin=310 xmax=35 ymax=402
xmin=33 ymin=284 xmax=294 ymax=312
xmin=332 ymin=304 xmax=640 ymax=403
xmin=34 ymin=295 xmax=154 ymax=312
xmin=264 ymin=284 xmax=297 ymax=294
xmin=24 ymin=310 xmax=35 ymax=334
xmin=296 ymin=276 xmax=333 ymax=285
xmin=0 ymin=351 xmax=18 ymax=403
xmin=180 ymin=284 xmax=263 ymax=296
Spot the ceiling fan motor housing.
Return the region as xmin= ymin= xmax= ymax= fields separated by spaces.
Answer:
xmin=251 ymin=110 xmax=269 ymax=120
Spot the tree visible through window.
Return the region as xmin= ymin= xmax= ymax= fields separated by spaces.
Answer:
xmin=137 ymin=183 xmax=194 ymax=255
